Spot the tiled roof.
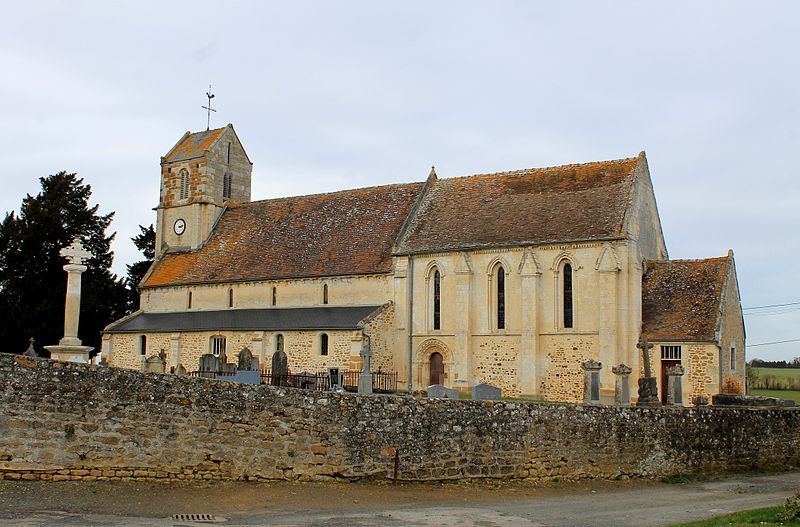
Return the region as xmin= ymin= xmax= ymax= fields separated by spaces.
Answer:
xmin=164 ymin=127 xmax=227 ymax=163
xmin=394 ymin=155 xmax=641 ymax=254
xmin=106 ymin=306 xmax=383 ymax=333
xmin=641 ymin=257 xmax=728 ymax=342
xmin=142 ymin=182 xmax=425 ymax=287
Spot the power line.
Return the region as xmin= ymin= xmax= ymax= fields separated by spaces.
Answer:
xmin=748 ymin=338 xmax=800 ymax=348
xmin=743 ymin=301 xmax=800 ymax=311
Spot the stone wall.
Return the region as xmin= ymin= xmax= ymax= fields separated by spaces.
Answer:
xmin=2 ymin=353 xmax=798 ymax=483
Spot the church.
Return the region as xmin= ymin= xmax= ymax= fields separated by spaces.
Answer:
xmin=103 ymin=124 xmax=746 ymax=404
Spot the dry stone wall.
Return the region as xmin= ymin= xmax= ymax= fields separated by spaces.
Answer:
xmin=1 ymin=353 xmax=798 ymax=483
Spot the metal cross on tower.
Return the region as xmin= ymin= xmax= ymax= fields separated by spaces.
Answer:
xmin=202 ymin=85 xmax=216 ymax=130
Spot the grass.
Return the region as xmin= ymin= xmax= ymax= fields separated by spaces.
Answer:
xmin=750 ymin=389 xmax=800 ymax=403
xmin=669 ymin=506 xmax=799 ymax=526
xmin=753 ymin=368 xmax=800 ymax=381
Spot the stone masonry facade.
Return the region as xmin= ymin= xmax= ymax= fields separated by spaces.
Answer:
xmin=2 ymin=354 xmax=797 ymax=483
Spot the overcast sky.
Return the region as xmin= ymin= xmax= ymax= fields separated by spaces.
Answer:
xmin=2 ymin=1 xmax=798 ymax=360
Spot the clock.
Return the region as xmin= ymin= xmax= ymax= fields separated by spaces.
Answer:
xmin=173 ymin=218 xmax=186 ymax=236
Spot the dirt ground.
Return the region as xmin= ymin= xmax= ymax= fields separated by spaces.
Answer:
xmin=0 ymin=471 xmax=798 ymax=526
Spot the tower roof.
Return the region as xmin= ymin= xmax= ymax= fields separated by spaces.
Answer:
xmin=163 ymin=126 xmax=228 ymax=163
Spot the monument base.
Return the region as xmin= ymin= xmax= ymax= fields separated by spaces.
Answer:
xmin=44 ymin=345 xmax=93 ymax=364
xmin=358 ymin=373 xmax=373 ymax=395
xmin=636 ymin=377 xmax=662 ymax=407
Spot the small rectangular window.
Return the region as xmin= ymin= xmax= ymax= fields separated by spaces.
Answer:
xmin=211 ymin=336 xmax=226 ymax=357
xmin=272 ymin=287 xmax=277 ymax=306
xmin=661 ymin=345 xmax=682 ymax=360
xmin=730 ymin=347 xmax=736 ymax=370
xmin=139 ymin=335 xmax=147 ymax=356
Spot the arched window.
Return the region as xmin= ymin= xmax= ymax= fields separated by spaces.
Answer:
xmin=272 ymin=286 xmax=277 ymax=306
xmin=187 ymin=291 xmax=192 ymax=309
xmin=210 ymin=335 xmax=226 ymax=357
xmin=496 ymin=265 xmax=506 ymax=330
xmin=323 ymin=283 xmax=328 ymax=305
xmin=228 ymin=288 xmax=234 ymax=308
xmin=563 ymin=262 xmax=574 ymax=328
xmin=139 ymin=335 xmax=147 ymax=356
xmin=320 ymin=333 xmax=329 ymax=356
xmin=179 ymin=169 xmax=189 ymax=200
xmin=222 ymin=172 xmax=232 ymax=199
xmin=276 ymin=334 xmax=284 ymax=353
xmin=433 ymin=270 xmax=441 ymax=330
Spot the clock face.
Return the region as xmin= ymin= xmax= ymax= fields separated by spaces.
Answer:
xmin=173 ymin=218 xmax=186 ymax=236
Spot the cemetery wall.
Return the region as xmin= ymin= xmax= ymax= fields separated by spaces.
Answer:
xmin=1 ymin=353 xmax=798 ymax=483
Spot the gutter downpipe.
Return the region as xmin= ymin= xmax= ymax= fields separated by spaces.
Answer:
xmin=407 ymin=255 xmax=414 ymax=393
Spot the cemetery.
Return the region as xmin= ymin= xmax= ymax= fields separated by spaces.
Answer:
xmin=1 ymin=351 xmax=798 ymax=484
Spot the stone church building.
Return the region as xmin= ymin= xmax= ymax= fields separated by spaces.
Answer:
xmin=103 ymin=124 xmax=746 ymax=404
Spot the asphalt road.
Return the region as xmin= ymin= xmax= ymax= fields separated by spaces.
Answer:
xmin=1 ymin=472 xmax=798 ymax=526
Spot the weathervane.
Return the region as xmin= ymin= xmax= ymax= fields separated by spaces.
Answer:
xmin=202 ymin=85 xmax=216 ymax=130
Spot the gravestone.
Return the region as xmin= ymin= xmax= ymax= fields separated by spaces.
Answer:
xmin=611 ymin=363 xmax=632 ymax=406
xmin=296 ymin=371 xmax=318 ymax=390
xmin=227 ymin=370 xmax=261 ymax=384
xmin=472 ymin=383 xmax=501 ymax=401
xmin=271 ymin=349 xmax=288 ymax=386
xmin=636 ymin=339 xmax=661 ymax=407
xmin=238 ymin=347 xmax=257 ymax=371
xmin=665 ymin=364 xmax=685 ymax=405
xmin=427 ymin=384 xmax=459 ymax=399
xmin=144 ymin=353 xmax=165 ymax=373
xmin=175 ymin=363 xmax=187 ymax=377
xmin=199 ymin=353 xmax=220 ymax=372
xmin=22 ymin=338 xmax=38 ymax=358
xmin=581 ymin=359 xmax=602 ymax=404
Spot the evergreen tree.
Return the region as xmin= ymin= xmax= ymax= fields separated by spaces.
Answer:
xmin=126 ymin=224 xmax=155 ymax=311
xmin=0 ymin=172 xmax=127 ymax=356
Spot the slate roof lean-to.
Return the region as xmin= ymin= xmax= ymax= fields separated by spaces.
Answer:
xmin=640 ymin=256 xmax=729 ymax=342
xmin=106 ymin=306 xmax=383 ymax=333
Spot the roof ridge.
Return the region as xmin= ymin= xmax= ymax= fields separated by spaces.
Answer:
xmin=439 ymin=155 xmax=640 ymax=183
xmin=647 ymin=256 xmax=728 ymax=264
xmin=230 ymin=180 xmax=425 ymax=208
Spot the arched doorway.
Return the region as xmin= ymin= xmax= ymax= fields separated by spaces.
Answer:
xmin=429 ymin=352 xmax=444 ymax=385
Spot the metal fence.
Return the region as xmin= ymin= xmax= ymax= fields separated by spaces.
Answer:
xmin=188 ymin=368 xmax=398 ymax=394
xmin=342 ymin=370 xmax=398 ymax=394
xmin=259 ymin=371 xmax=331 ymax=391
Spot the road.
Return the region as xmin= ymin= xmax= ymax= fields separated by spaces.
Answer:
xmin=0 ymin=472 xmax=798 ymax=526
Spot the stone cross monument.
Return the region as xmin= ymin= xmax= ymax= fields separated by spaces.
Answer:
xmin=44 ymin=239 xmax=94 ymax=363
xmin=636 ymin=339 xmax=661 ymax=407
xmin=358 ymin=335 xmax=373 ymax=395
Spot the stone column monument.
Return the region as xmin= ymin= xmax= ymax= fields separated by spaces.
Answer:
xmin=45 ymin=239 xmax=94 ymax=363
xmin=581 ymin=359 xmax=602 ymax=404
xmin=612 ymin=363 xmax=632 ymax=406
xmin=358 ymin=335 xmax=373 ymax=395
xmin=665 ymin=364 xmax=685 ymax=406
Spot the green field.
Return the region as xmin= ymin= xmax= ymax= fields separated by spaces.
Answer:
xmin=753 ymin=367 xmax=800 ymax=380
xmin=750 ymin=389 xmax=800 ymax=403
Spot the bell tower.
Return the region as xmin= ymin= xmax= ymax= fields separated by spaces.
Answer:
xmin=155 ymin=124 xmax=252 ymax=256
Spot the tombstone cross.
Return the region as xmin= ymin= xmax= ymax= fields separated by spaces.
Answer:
xmin=637 ymin=339 xmax=655 ymax=378
xmin=60 ymin=239 xmax=92 ymax=265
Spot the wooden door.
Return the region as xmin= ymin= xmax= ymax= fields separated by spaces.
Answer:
xmin=661 ymin=360 xmax=680 ymax=404
xmin=429 ymin=352 xmax=444 ymax=386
